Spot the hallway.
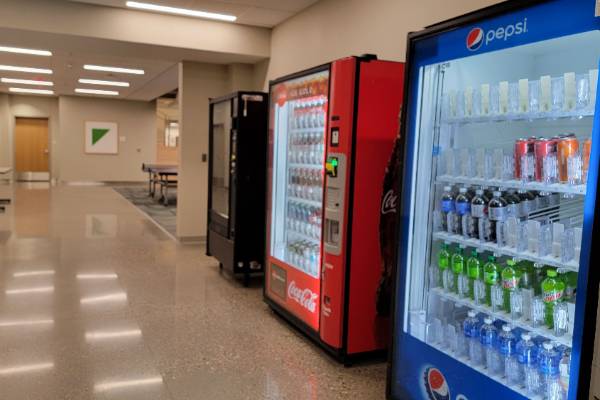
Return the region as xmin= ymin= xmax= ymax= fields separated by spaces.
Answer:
xmin=0 ymin=185 xmax=384 ymax=400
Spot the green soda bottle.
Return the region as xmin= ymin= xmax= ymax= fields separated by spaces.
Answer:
xmin=451 ymin=245 xmax=465 ymax=294
xmin=483 ymin=254 xmax=499 ymax=307
xmin=466 ymin=249 xmax=482 ymax=300
xmin=542 ymin=269 xmax=566 ymax=329
xmin=518 ymin=260 xmax=534 ymax=290
xmin=559 ymin=270 xmax=578 ymax=302
xmin=438 ymin=242 xmax=450 ymax=288
xmin=501 ymin=259 xmax=519 ymax=313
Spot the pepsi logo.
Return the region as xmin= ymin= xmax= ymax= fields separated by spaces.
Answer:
xmin=423 ymin=367 xmax=450 ymax=400
xmin=466 ymin=28 xmax=484 ymax=51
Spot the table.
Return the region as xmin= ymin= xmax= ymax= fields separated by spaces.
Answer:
xmin=141 ymin=163 xmax=177 ymax=198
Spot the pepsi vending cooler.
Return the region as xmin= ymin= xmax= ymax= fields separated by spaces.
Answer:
xmin=388 ymin=0 xmax=600 ymax=399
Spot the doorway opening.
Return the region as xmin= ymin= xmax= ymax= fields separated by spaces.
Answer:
xmin=14 ymin=117 xmax=50 ymax=182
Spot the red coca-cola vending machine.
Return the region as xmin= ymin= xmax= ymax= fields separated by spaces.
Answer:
xmin=264 ymin=55 xmax=404 ymax=362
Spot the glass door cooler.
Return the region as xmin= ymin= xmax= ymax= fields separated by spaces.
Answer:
xmin=389 ymin=1 xmax=600 ymax=399
xmin=265 ymin=56 xmax=404 ymax=362
xmin=206 ymin=91 xmax=268 ymax=286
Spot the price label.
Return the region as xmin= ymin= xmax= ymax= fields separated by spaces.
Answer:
xmin=465 ymin=86 xmax=473 ymax=116
xmin=499 ymin=81 xmax=509 ymax=114
xmin=540 ymin=75 xmax=551 ymax=112
xmin=564 ymin=72 xmax=576 ymax=111
xmin=519 ymin=79 xmax=529 ymax=113
xmin=481 ymin=84 xmax=490 ymax=115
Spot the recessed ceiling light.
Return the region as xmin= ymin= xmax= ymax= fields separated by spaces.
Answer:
xmin=75 ymin=88 xmax=119 ymax=96
xmin=126 ymin=1 xmax=236 ymax=22
xmin=0 ymin=65 xmax=52 ymax=74
xmin=83 ymin=64 xmax=144 ymax=75
xmin=78 ymin=79 xmax=129 ymax=87
xmin=0 ymin=46 xmax=52 ymax=56
xmin=8 ymin=88 xmax=54 ymax=95
xmin=1 ymin=78 xmax=53 ymax=86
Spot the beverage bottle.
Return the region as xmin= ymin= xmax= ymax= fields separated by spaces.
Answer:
xmin=441 ymin=186 xmax=455 ymax=232
xmin=488 ymin=190 xmax=508 ymax=243
xmin=483 ymin=254 xmax=499 ymax=307
xmin=542 ymin=269 xmax=566 ymax=329
xmin=438 ymin=242 xmax=450 ymax=289
xmin=533 ymin=263 xmax=546 ymax=296
xmin=538 ymin=342 xmax=563 ymax=400
xmin=501 ymin=259 xmax=520 ymax=314
xmin=504 ymin=189 xmax=521 ymax=219
xmin=451 ymin=245 xmax=465 ymax=295
xmin=463 ymin=310 xmax=482 ymax=365
xmin=518 ymin=260 xmax=534 ymax=290
xmin=559 ymin=270 xmax=577 ymax=302
xmin=517 ymin=189 xmax=537 ymax=219
xmin=480 ymin=317 xmax=500 ymax=375
xmin=471 ymin=188 xmax=488 ymax=240
xmin=497 ymin=324 xmax=517 ymax=380
xmin=455 ymin=187 xmax=471 ymax=237
xmin=559 ymin=348 xmax=571 ymax=396
xmin=516 ymin=333 xmax=539 ymax=394
xmin=466 ymin=249 xmax=482 ymax=300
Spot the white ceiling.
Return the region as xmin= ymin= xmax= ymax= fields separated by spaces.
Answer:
xmin=69 ymin=0 xmax=320 ymax=27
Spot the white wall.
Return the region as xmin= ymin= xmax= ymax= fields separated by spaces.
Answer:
xmin=58 ymin=96 xmax=156 ymax=182
xmin=0 ymin=94 xmax=9 ymax=169
xmin=261 ymin=0 xmax=503 ymax=86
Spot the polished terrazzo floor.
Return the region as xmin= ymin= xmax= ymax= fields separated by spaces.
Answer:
xmin=0 ymin=184 xmax=385 ymax=400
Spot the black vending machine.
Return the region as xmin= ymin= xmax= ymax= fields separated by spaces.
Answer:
xmin=207 ymin=91 xmax=268 ymax=286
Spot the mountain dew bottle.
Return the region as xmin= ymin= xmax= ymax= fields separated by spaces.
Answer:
xmin=438 ymin=242 xmax=450 ymax=287
xmin=483 ymin=254 xmax=499 ymax=307
xmin=466 ymin=249 xmax=482 ymax=300
xmin=501 ymin=259 xmax=520 ymax=313
xmin=451 ymin=245 xmax=465 ymax=294
xmin=542 ymin=269 xmax=566 ymax=329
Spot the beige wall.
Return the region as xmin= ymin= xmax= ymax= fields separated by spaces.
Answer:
xmin=0 ymin=94 xmax=9 ymax=169
xmin=177 ymin=62 xmax=229 ymax=240
xmin=58 ymin=96 xmax=156 ymax=182
xmin=261 ymin=0 xmax=502 ymax=87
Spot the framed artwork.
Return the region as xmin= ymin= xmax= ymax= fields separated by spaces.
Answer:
xmin=85 ymin=121 xmax=118 ymax=154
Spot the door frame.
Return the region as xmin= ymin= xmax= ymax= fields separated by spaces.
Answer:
xmin=12 ymin=115 xmax=52 ymax=182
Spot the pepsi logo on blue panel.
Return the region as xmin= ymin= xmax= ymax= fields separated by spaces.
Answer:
xmin=466 ymin=28 xmax=484 ymax=51
xmin=423 ymin=367 xmax=451 ymax=400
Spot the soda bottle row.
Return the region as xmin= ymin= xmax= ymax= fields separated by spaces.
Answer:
xmin=461 ymin=314 xmax=570 ymax=400
xmin=291 ymin=105 xmax=326 ymax=130
xmin=286 ymin=239 xmax=319 ymax=277
xmin=288 ymin=168 xmax=323 ymax=202
xmin=288 ymin=133 xmax=325 ymax=166
xmin=436 ymin=185 xmax=582 ymax=263
xmin=286 ymin=201 xmax=322 ymax=239
xmin=432 ymin=244 xmax=576 ymax=336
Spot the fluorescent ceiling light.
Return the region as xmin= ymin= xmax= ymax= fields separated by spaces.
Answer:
xmin=77 ymin=273 xmax=118 ymax=280
xmin=0 ymin=65 xmax=52 ymax=74
xmin=75 ymin=88 xmax=119 ymax=96
xmin=13 ymin=270 xmax=55 ymax=277
xmin=0 ymin=362 xmax=54 ymax=375
xmin=95 ymin=376 xmax=163 ymax=392
xmin=5 ymin=286 xmax=54 ymax=295
xmin=126 ymin=1 xmax=236 ymax=22
xmin=8 ymin=88 xmax=54 ymax=95
xmin=0 ymin=46 xmax=52 ymax=57
xmin=79 ymin=79 xmax=129 ymax=87
xmin=80 ymin=292 xmax=127 ymax=304
xmin=83 ymin=64 xmax=144 ymax=75
xmin=85 ymin=329 xmax=142 ymax=341
xmin=1 ymin=78 xmax=53 ymax=86
xmin=0 ymin=319 xmax=54 ymax=328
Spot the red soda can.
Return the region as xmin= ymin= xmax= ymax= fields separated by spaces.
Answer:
xmin=514 ymin=138 xmax=533 ymax=179
xmin=534 ymin=138 xmax=556 ymax=181
xmin=558 ymin=136 xmax=580 ymax=182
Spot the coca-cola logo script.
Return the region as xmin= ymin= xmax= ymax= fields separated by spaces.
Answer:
xmin=288 ymin=281 xmax=318 ymax=313
xmin=381 ymin=189 xmax=398 ymax=215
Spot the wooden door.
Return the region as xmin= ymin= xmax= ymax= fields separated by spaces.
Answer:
xmin=15 ymin=117 xmax=49 ymax=172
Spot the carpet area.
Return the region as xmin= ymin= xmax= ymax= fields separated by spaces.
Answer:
xmin=112 ymin=185 xmax=177 ymax=238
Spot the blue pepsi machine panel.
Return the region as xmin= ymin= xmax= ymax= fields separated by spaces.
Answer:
xmin=391 ymin=0 xmax=600 ymax=399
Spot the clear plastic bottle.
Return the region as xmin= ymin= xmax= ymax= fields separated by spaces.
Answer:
xmin=538 ymin=341 xmax=563 ymax=400
xmin=504 ymin=189 xmax=521 ymax=219
xmin=488 ymin=190 xmax=508 ymax=243
xmin=516 ymin=333 xmax=539 ymax=395
xmin=542 ymin=269 xmax=566 ymax=329
xmin=517 ymin=189 xmax=537 ymax=219
xmin=438 ymin=242 xmax=450 ymax=289
xmin=455 ymin=187 xmax=471 ymax=237
xmin=463 ymin=310 xmax=482 ymax=365
xmin=497 ymin=324 xmax=517 ymax=381
xmin=480 ymin=317 xmax=500 ymax=375
xmin=441 ymin=186 xmax=455 ymax=232
xmin=451 ymin=245 xmax=465 ymax=295
xmin=559 ymin=348 xmax=571 ymax=397
xmin=466 ymin=249 xmax=482 ymax=300
xmin=483 ymin=254 xmax=499 ymax=307
xmin=471 ymin=188 xmax=487 ymax=240
xmin=501 ymin=259 xmax=520 ymax=314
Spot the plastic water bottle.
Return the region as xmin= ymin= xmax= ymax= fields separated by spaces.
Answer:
xmin=539 ymin=341 xmax=563 ymax=400
xmin=516 ymin=333 xmax=539 ymax=395
xmin=559 ymin=348 xmax=571 ymax=396
xmin=463 ymin=310 xmax=482 ymax=365
xmin=480 ymin=317 xmax=500 ymax=375
xmin=497 ymin=324 xmax=517 ymax=380
xmin=441 ymin=186 xmax=455 ymax=232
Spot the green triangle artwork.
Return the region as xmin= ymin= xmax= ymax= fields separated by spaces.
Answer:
xmin=85 ymin=121 xmax=118 ymax=154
